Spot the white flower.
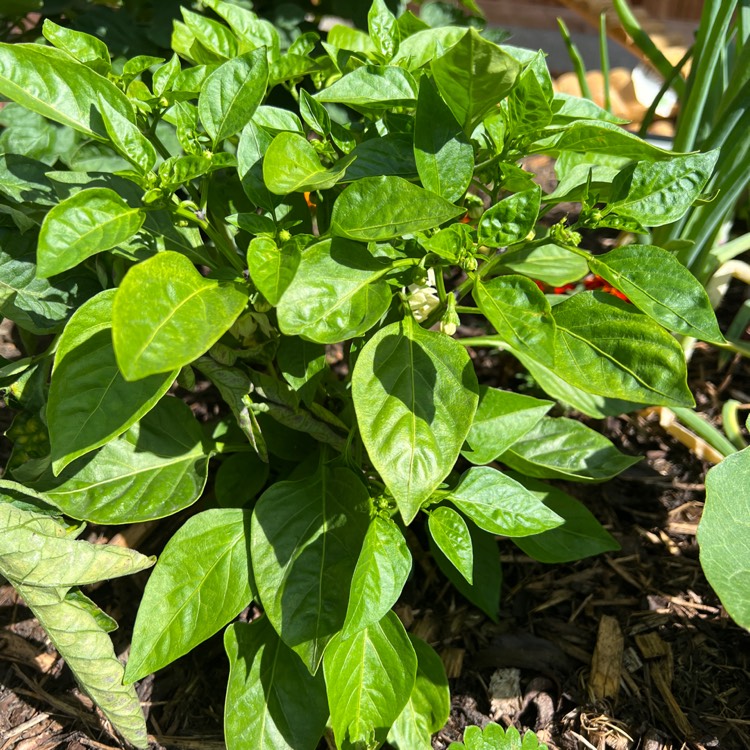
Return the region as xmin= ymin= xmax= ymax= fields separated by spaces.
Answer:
xmin=406 ymin=268 xmax=440 ymax=322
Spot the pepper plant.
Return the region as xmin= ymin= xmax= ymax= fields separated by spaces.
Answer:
xmin=0 ymin=1 xmax=725 ymax=747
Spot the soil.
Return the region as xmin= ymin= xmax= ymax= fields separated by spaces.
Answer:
xmin=1 ymin=287 xmax=750 ymax=750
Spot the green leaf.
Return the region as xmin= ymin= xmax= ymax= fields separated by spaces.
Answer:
xmin=314 ymin=65 xmax=418 ymax=110
xmin=47 ymin=290 xmax=176 ymax=474
xmin=391 ymin=26 xmax=468 ymax=71
xmin=36 ymin=397 xmax=209 ymax=524
xmin=463 ymin=386 xmax=553 ymax=465
xmin=430 ymin=29 xmax=521 ymax=134
xmin=450 ymin=724 xmax=548 ymax=750
xmin=343 ymin=134 xmax=418 ymax=181
xmin=500 ymin=416 xmax=641 ymax=482
xmin=500 ymin=243 xmax=588 ymax=287
xmin=277 ymin=237 xmax=392 ymax=344
xmin=332 ymin=175 xmax=463 ymax=242
xmin=588 ymin=244 xmax=724 ymax=344
xmin=507 ymin=53 xmax=553 ymax=136
xmin=224 ymin=618 xmax=329 ymax=750
xmin=152 ymin=54 xmax=181 ymax=96
xmin=607 ymin=151 xmax=719 ymax=226
xmin=16 ymin=584 xmax=149 ymax=748
xmin=388 ymin=635 xmax=450 ymax=750
xmin=199 ymin=48 xmax=268 ymax=146
xmin=263 ymin=131 xmax=354 ymax=194
xmin=324 ymin=611 xmax=417 ymax=750
xmin=698 ymin=448 xmax=750 ymax=629
xmin=414 ymin=76 xmax=473 ymax=203
xmin=253 ymin=105 xmax=304 ymax=135
xmin=247 ymin=236 xmax=300 ymax=306
xmin=508 ymin=473 xmax=619 ymax=563
xmin=37 ymin=187 xmax=145 ymax=278
xmin=125 ymin=508 xmax=252 ymax=682
xmin=42 ymin=20 xmax=110 ymax=74
xmin=201 ymin=0 xmax=280 ymax=58
xmin=448 ymin=464 xmax=562 ymax=537
xmin=343 ymin=516 xmax=412 ymax=637
xmin=552 ymin=292 xmax=694 ymax=407
xmin=112 ymin=251 xmax=248 ymax=381
xmin=551 ymin=92 xmax=628 ymax=125
xmin=0 ymin=43 xmax=133 ymax=139
xmin=353 ymin=317 xmax=479 ymax=523
xmin=299 ymin=89 xmax=331 ymax=136
xmin=478 ymin=186 xmax=540 ymax=247
xmin=181 ymin=7 xmax=238 ymax=59
xmin=238 ymin=121 xmax=276 ymax=211
xmin=158 ymin=152 xmax=236 ymax=189
xmin=0 ymin=500 xmax=153 ymax=587
xmin=428 ymin=506 xmax=473 ymax=583
xmin=98 ymin=96 xmax=157 ymax=175
xmin=277 ymin=337 xmax=326 ymax=397
xmin=215 ymin=451 xmax=269 ymax=507
xmin=369 ymin=0 xmax=399 ymax=60
xmin=251 ymin=465 xmax=370 ymax=672
xmin=474 ymin=275 xmax=556 ymax=361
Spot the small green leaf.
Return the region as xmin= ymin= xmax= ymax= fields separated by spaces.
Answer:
xmin=332 ymin=175 xmax=463 ymax=242
xmin=247 ymin=236 xmax=300 ymax=306
xmin=112 ymin=251 xmax=248 ymax=381
xmin=343 ymin=516 xmax=412 ymax=637
xmin=314 ymin=65 xmax=418 ymax=110
xmin=324 ymin=611 xmax=417 ymax=750
xmin=368 ymin=0 xmax=399 ymax=60
xmin=42 ymin=20 xmax=110 ymax=74
xmin=428 ymin=506 xmax=473 ymax=583
xmin=478 ymin=186 xmax=540 ymax=247
xmin=224 ymin=618 xmax=329 ymax=750
xmin=181 ymin=7 xmax=238 ymax=59
xmin=500 ymin=243 xmax=588 ymax=287
xmin=199 ymin=48 xmax=268 ymax=146
xmin=353 ymin=317 xmax=479 ymax=523
xmin=125 ymin=508 xmax=253 ymax=682
xmin=391 ymin=26 xmax=467 ymax=71
xmin=98 ymin=97 xmax=157 ymax=175
xmin=299 ymin=89 xmax=331 ymax=135
xmin=37 ymin=187 xmax=145 ymax=278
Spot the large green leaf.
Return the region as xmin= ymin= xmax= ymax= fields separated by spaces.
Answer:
xmin=16 ymin=584 xmax=149 ymax=749
xmin=499 ymin=243 xmax=588 ymax=286
xmin=698 ymin=449 xmax=750 ymax=629
xmin=500 ymin=416 xmax=640 ymax=482
xmin=388 ymin=635 xmax=450 ymax=750
xmin=428 ymin=506 xmax=473 ymax=583
xmin=391 ymin=26 xmax=467 ymax=71
xmin=478 ymin=186 xmax=541 ymax=247
xmin=224 ymin=618 xmax=329 ymax=750
xmin=314 ymin=65 xmax=418 ymax=109
xmin=199 ymin=48 xmax=268 ymax=146
xmin=551 ymin=292 xmax=694 ymax=407
xmin=587 ymin=245 xmax=724 ymax=344
xmin=463 ymin=386 xmax=552 ymax=465
xmin=125 ymin=508 xmax=253 ymax=682
xmin=251 ymin=465 xmax=370 ymax=672
xmin=0 ymin=43 xmax=133 ymax=139
xmin=430 ymin=29 xmax=520 ymax=133
xmin=37 ymin=397 xmax=209 ymax=524
xmin=343 ymin=515 xmax=412 ymax=637
xmin=37 ymin=187 xmax=145 ymax=278
xmin=276 ymin=237 xmax=392 ymax=343
xmin=352 ymin=317 xmax=479 ymax=523
xmin=112 ymin=251 xmax=248 ymax=380
xmin=324 ymin=611 xmax=417 ymax=750
xmin=414 ymin=76 xmax=473 ymax=203
xmin=47 ymin=290 xmax=176 ymax=474
xmin=509 ymin=474 xmax=620 ymax=563
xmin=331 ymin=175 xmax=464 ymax=242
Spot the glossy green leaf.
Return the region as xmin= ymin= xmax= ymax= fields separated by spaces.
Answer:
xmin=0 ymin=43 xmax=133 ymax=139
xmin=369 ymin=0 xmax=399 ymax=59
xmin=463 ymin=386 xmax=553 ymax=465
xmin=478 ymin=186 xmax=540 ymax=247
xmin=299 ymin=89 xmax=331 ymax=136
xmin=152 ymin=54 xmax=181 ymax=96
xmin=125 ymin=508 xmax=252 ymax=682
xmin=0 ymin=500 xmax=153 ymax=587
xmin=449 ymin=466 xmax=562 ymax=536
xmin=47 ymin=290 xmax=176 ymax=474
xmin=588 ymin=244 xmax=724 ymax=344
xmin=428 ymin=506 xmax=473 ymax=583
xmin=507 ymin=53 xmax=553 ymax=136
xmin=199 ymin=48 xmax=268 ymax=146
xmin=353 ymin=317 xmax=479 ymax=523
xmin=332 ymin=175 xmax=463 ymax=242
xmin=551 ymin=92 xmax=628 ymax=125
xmin=552 ymin=292 xmax=694 ymax=407
xmin=42 ymin=20 xmax=110 ymax=74
xmin=181 ymin=7 xmax=238 ymax=59
xmin=263 ymin=132 xmax=354 ymax=194
xmin=238 ymin=121 xmax=276 ymax=211
xmin=251 ymin=465 xmax=370 ymax=672
xmin=224 ymin=618 xmax=329 ymax=750
xmin=500 ymin=416 xmax=640 ymax=482
xmin=509 ymin=473 xmax=620 ymax=563
xmin=474 ymin=275 xmax=556 ymax=361
xmin=98 ymin=97 xmax=156 ymax=175
xmin=414 ymin=76 xmax=473 ymax=203
xmin=314 ymin=65 xmax=418 ymax=109
xmin=277 ymin=337 xmax=326 ymax=396
xmin=158 ymin=152 xmax=236 ymax=190
xmin=698 ymin=448 xmax=750 ymax=629
xmin=277 ymin=237 xmax=392 ymax=343
xmin=112 ymin=251 xmax=248 ymax=381
xmin=247 ymin=236 xmax=300 ymax=306
xmin=16 ymin=584 xmax=148 ymax=748
xmin=253 ymin=105 xmax=304 ymax=134
xmin=608 ymin=151 xmax=719 ymax=226
xmin=343 ymin=133 xmax=418 ymax=181
xmin=201 ymin=0 xmax=280 ymax=58
xmin=324 ymin=611 xmax=417 ymax=750
xmin=343 ymin=515 xmax=412 ymax=637
xmin=430 ymin=29 xmax=520 ymax=133
xmin=388 ymin=635 xmax=450 ymax=750
xmin=391 ymin=26 xmax=467 ymax=70
xmin=450 ymin=724 xmax=548 ymax=750
xmin=37 ymin=397 xmax=209 ymax=524
xmin=500 ymin=243 xmax=588 ymax=286
xmin=327 ymin=25 xmax=376 ymax=55
xmin=37 ymin=187 xmax=145 ymax=278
